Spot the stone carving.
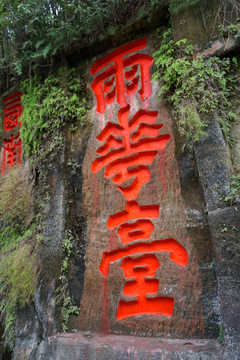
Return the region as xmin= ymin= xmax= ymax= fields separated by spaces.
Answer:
xmin=91 ymin=38 xmax=188 ymax=321
xmin=1 ymin=93 xmax=22 ymax=174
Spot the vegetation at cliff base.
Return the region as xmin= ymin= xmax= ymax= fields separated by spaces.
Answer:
xmin=0 ymin=166 xmax=38 ymax=350
xmin=56 ymin=232 xmax=80 ymax=332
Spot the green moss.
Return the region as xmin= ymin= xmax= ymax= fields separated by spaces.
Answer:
xmin=0 ymin=167 xmax=38 ymax=350
xmin=0 ymin=230 xmax=38 ymax=350
xmin=20 ymin=66 xmax=88 ymax=159
xmin=0 ymin=232 xmax=37 ymax=305
xmin=0 ymin=167 xmax=34 ymax=232
xmin=153 ymin=28 xmax=237 ymax=144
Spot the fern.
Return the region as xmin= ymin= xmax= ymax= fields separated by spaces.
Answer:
xmin=20 ymin=67 xmax=88 ymax=158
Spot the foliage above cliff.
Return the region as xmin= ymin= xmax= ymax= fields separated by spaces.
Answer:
xmin=0 ymin=0 xmax=167 ymax=90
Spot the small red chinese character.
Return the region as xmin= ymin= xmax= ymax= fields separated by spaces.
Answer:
xmin=91 ymin=38 xmax=153 ymax=114
xmin=1 ymin=133 xmax=22 ymax=174
xmin=92 ymin=106 xmax=170 ymax=200
xmin=3 ymin=92 xmax=22 ymax=131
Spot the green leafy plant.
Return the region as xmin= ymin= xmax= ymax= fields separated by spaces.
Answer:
xmin=61 ymin=297 xmax=80 ymax=332
xmin=219 ymin=18 xmax=240 ymax=38
xmin=67 ymin=159 xmax=81 ymax=176
xmin=20 ymin=67 xmax=87 ymax=158
xmin=221 ymin=174 xmax=240 ymax=203
xmin=153 ymin=28 xmax=237 ymax=144
xmin=56 ymin=231 xmax=79 ymax=331
xmin=220 ymin=225 xmax=228 ymax=233
xmin=0 ymin=0 xmax=159 ymax=87
xmin=218 ymin=324 xmax=224 ymax=343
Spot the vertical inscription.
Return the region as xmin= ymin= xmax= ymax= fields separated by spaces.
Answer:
xmin=90 ymin=39 xmax=188 ymax=320
xmin=1 ymin=92 xmax=22 ymax=174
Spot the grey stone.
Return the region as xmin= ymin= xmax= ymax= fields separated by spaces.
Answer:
xmin=14 ymin=304 xmax=42 ymax=360
xmin=30 ymin=333 xmax=223 ymax=360
xmin=208 ymin=206 xmax=240 ymax=360
xmin=194 ymin=113 xmax=232 ymax=211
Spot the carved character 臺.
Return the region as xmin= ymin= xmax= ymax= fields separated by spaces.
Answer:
xmin=98 ymin=201 xmax=188 ymax=320
xmin=99 ymin=238 xmax=188 ymax=320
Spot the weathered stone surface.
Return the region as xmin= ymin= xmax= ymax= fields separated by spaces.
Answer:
xmin=230 ymin=121 xmax=240 ymax=174
xmin=0 ymin=324 xmax=12 ymax=359
xmin=194 ymin=113 xmax=231 ymax=212
xmin=13 ymin=123 xmax=94 ymax=358
xmin=61 ymin=122 xmax=93 ymax=330
xmin=14 ymin=304 xmax=42 ymax=360
xmin=172 ymin=0 xmax=240 ymax=57
xmin=13 ymin=154 xmax=67 ymax=360
xmin=77 ymin=40 xmax=219 ymax=338
xmin=29 ymin=332 xmax=223 ymax=360
xmin=208 ymin=206 xmax=240 ymax=360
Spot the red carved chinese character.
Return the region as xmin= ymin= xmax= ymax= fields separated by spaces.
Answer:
xmin=118 ymin=219 xmax=154 ymax=245
xmin=107 ymin=201 xmax=159 ymax=230
xmin=3 ymin=92 xmax=22 ymax=131
xmin=99 ymin=238 xmax=188 ymax=276
xmin=92 ymin=106 xmax=170 ymax=200
xmin=91 ymin=38 xmax=153 ymax=114
xmin=117 ymin=254 xmax=174 ymax=320
xmin=107 ymin=200 xmax=158 ymax=245
xmin=1 ymin=133 xmax=22 ymax=174
xmin=99 ymin=239 xmax=188 ymax=320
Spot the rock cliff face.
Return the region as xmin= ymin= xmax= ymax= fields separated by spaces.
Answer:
xmin=0 ymin=1 xmax=240 ymax=359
